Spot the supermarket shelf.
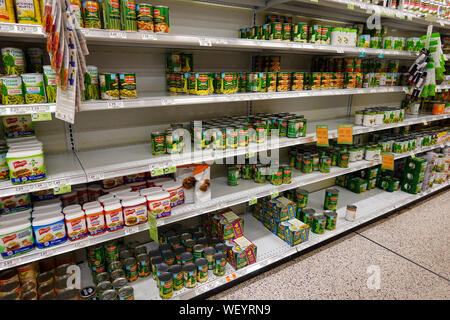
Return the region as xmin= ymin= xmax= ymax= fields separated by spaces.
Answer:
xmin=79 ymin=87 xmax=407 ymax=112
xmin=75 ymin=113 xmax=450 ymax=182
xmin=0 ymin=22 xmax=416 ymax=58
xmin=0 ymin=141 xmax=446 ymax=271
xmin=0 ymin=152 xmax=86 ymax=197
xmin=78 ymin=180 xmax=449 ymax=300
xmin=436 ymin=84 xmax=450 ymax=91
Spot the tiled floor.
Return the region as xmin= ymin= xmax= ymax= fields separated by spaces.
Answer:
xmin=210 ymin=190 xmax=450 ymax=300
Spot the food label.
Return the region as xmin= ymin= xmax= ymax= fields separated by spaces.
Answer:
xmin=0 ymin=194 xmax=31 ymax=214
xmin=148 ymin=213 xmax=158 ymax=243
xmin=7 ymin=153 xmax=46 ymax=184
xmin=381 ymin=152 xmax=395 ymax=170
xmin=86 ymin=212 xmax=106 ymax=235
xmin=123 ymin=203 xmax=147 ymax=226
xmin=0 ymin=225 xmax=34 ymax=258
xmin=148 ymin=197 xmax=171 ymax=219
xmin=33 ymin=219 xmax=67 ymax=248
xmin=337 ymin=124 xmax=353 ymax=144
xmin=1 ymin=115 xmax=34 ymax=137
xmin=104 ymin=207 xmax=124 ymax=232
xmin=66 ymin=216 xmax=88 ymax=241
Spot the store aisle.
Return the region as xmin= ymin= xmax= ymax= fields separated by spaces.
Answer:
xmin=210 ymin=190 xmax=450 ymax=300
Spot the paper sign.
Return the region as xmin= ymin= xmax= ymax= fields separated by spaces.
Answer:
xmin=337 ymin=124 xmax=353 ymax=144
xmin=53 ymin=185 xmax=72 ymax=195
xmin=381 ymin=153 xmax=395 ymax=171
xmin=310 ymin=0 xmax=318 ymax=2
xmin=148 ymin=214 xmax=158 ymax=243
xmin=248 ymin=198 xmax=257 ymax=206
xmin=316 ymin=125 xmax=329 ymax=146
xmin=31 ymin=112 xmax=52 ymax=121
xmin=347 ymin=3 xmax=354 ymax=10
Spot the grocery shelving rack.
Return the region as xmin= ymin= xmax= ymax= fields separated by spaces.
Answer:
xmin=0 ymin=0 xmax=449 ymax=299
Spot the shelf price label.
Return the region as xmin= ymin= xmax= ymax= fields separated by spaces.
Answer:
xmin=148 ymin=213 xmax=158 ymax=243
xmin=107 ymin=101 xmax=124 ymax=109
xmin=31 ymin=112 xmax=52 ymax=121
xmin=248 ymin=198 xmax=257 ymax=206
xmin=150 ymin=167 xmax=164 ymax=177
xmin=16 ymin=25 xmax=39 ymax=33
xmin=270 ymin=192 xmax=279 ymax=199
xmin=358 ymin=49 xmax=366 ymax=57
xmin=377 ymin=51 xmax=384 ymax=58
xmin=347 ymin=3 xmax=354 ymax=10
xmin=381 ymin=152 xmax=395 ymax=171
xmin=0 ymin=24 xmax=15 ymax=32
xmin=53 ymin=185 xmax=72 ymax=195
xmin=316 ymin=125 xmax=329 ymax=147
xmin=310 ymin=0 xmax=318 ymax=2
xmin=225 ymin=273 xmax=237 ymax=282
xmin=337 ymin=124 xmax=353 ymax=144
xmin=109 ymin=31 xmax=127 ymax=39
xmin=199 ymin=38 xmax=212 ymax=46
xmin=141 ymin=33 xmax=157 ymax=40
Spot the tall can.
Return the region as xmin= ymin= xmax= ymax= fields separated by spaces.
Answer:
xmin=101 ymin=0 xmax=121 ymax=30
xmin=84 ymin=66 xmax=100 ymax=100
xmin=120 ymin=0 xmax=137 ymax=31
xmin=136 ymin=3 xmax=153 ymax=31
xmin=99 ymin=73 xmax=120 ymax=100
xmin=154 ymin=5 xmax=170 ymax=33
xmin=70 ymin=0 xmax=83 ymax=27
xmin=292 ymin=23 xmax=308 ymax=42
xmin=82 ymin=0 xmax=102 ymax=29
xmin=119 ymin=73 xmax=137 ymax=99
xmin=43 ymin=66 xmax=57 ymax=103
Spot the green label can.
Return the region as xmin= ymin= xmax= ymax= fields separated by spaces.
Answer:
xmin=247 ymin=73 xmax=261 ymax=92
xmin=124 ymin=257 xmax=138 ymax=282
xmin=158 ymin=272 xmax=173 ymax=299
xmin=87 ymin=244 xmax=105 ymax=266
xmin=238 ymin=73 xmax=248 ymax=92
xmin=101 ymin=0 xmax=121 ymax=30
xmin=120 ymin=0 xmax=137 ymax=31
xmin=213 ymin=253 xmax=226 ymax=276
xmin=301 ymin=208 xmax=315 ymax=226
xmin=136 ymin=4 xmax=153 ymax=31
xmin=43 ymin=66 xmax=57 ymax=103
xmin=338 ymin=152 xmax=350 ymax=168
xmin=154 ymin=5 xmax=170 ymax=33
xmin=282 ymin=23 xmax=292 ymax=41
xmin=287 ymin=119 xmax=298 ymax=138
xmin=323 ymin=188 xmax=339 ymax=211
xmin=137 ymin=253 xmax=151 ymax=277
xmin=282 ymin=166 xmax=292 ymax=184
xmin=84 ymin=65 xmax=100 ymax=100
xmin=269 ymin=22 xmax=282 ymax=40
xmin=203 ymin=247 xmax=216 ymax=270
xmin=270 ymin=168 xmax=283 ymax=186
xmin=301 ymin=156 xmax=313 ymax=174
xmin=168 ymin=265 xmax=183 ymax=291
xmin=226 ymin=126 xmax=238 ymax=149
xmin=324 ymin=210 xmax=337 ymax=230
xmin=118 ymin=286 xmax=134 ymax=300
xmin=228 ymin=166 xmax=239 ymax=186
xmin=194 ymin=73 xmax=211 ymax=95
xmin=151 ymin=131 xmax=166 ymax=155
xmin=119 ymin=73 xmax=137 ymax=99
xmin=195 ymin=258 xmax=208 ymax=283
xmin=295 ymin=189 xmax=309 ymax=208
xmin=99 ymin=73 xmax=120 ymax=100
xmin=20 ymin=73 xmax=45 ymax=104
xmin=182 ymin=264 xmax=197 ymax=288
xmin=254 ymin=165 xmax=266 ymax=183
xmin=319 ymin=156 xmax=331 ymax=173
xmin=82 ymin=1 xmax=102 ymax=29
xmin=0 ymin=75 xmax=24 ymax=105
xmin=104 ymin=240 xmax=119 ymax=263
xmin=312 ymin=214 xmax=326 ymax=234
xmin=292 ymin=23 xmax=308 ymax=42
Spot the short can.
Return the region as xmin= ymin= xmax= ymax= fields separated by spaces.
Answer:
xmin=123 ymin=257 xmax=138 ymax=282
xmin=118 ymin=286 xmax=134 ymax=300
xmin=312 ymin=213 xmax=326 ymax=234
xmin=324 ymin=210 xmax=337 ymax=230
xmin=151 ymin=131 xmax=166 ymax=155
xmin=99 ymin=73 xmax=120 ymax=100
xmin=168 ymin=265 xmax=183 ymax=291
xmin=213 ymin=252 xmax=226 ymax=276
xmin=182 ymin=263 xmax=197 ymax=288
xmin=195 ymin=258 xmax=208 ymax=283
xmin=323 ymin=188 xmax=339 ymax=211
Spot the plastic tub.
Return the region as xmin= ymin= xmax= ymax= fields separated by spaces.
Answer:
xmin=32 ymin=213 xmax=67 ymax=248
xmin=0 ymin=221 xmax=34 ymax=258
xmin=84 ymin=206 xmax=106 ymax=236
xmin=146 ymin=191 xmax=171 ymax=219
xmin=122 ymin=196 xmax=147 ymax=226
xmin=65 ymin=210 xmax=88 ymax=241
xmin=161 ymin=181 xmax=184 ymax=207
xmin=103 ymin=200 xmax=124 ymax=232
xmin=6 ymin=147 xmax=46 ymax=184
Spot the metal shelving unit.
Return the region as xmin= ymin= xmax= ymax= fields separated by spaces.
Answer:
xmin=1 ymin=141 xmax=447 ymax=271
xmin=78 ymin=180 xmax=449 ymax=300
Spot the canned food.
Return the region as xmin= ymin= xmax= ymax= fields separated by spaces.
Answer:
xmin=195 ymin=258 xmax=208 ymax=283
xmin=104 ymin=240 xmax=119 ymax=263
xmin=163 ymin=250 xmax=176 ymax=266
xmin=301 ymin=208 xmax=315 ymax=226
xmin=137 ymin=253 xmax=151 ymax=277
xmin=118 ymin=286 xmax=134 ymax=300
xmin=154 ymin=5 xmax=170 ymax=33
xmin=120 ymin=0 xmax=137 ymax=31
xmin=158 ymin=272 xmax=173 ymax=299
xmin=136 ymin=3 xmax=153 ymax=31
xmin=168 ymin=265 xmax=183 ymax=291
xmin=124 ymin=257 xmax=138 ymax=282
xmin=99 ymin=73 xmax=120 ymax=100
xmin=213 ymin=253 xmax=226 ymax=276
xmin=112 ymin=277 xmax=128 ymax=290
xmin=323 ymin=188 xmax=339 ymax=211
xmin=182 ymin=263 xmax=197 ymax=288
xmin=100 ymin=289 xmax=117 ymax=300
xmin=151 ymin=131 xmax=166 ymax=155
xmin=80 ymin=286 xmax=96 ymax=300
xmin=228 ymin=166 xmax=240 ymax=186
xmin=203 ymin=247 xmax=216 ymax=270
xmin=96 ymin=281 xmax=113 ymax=297
xmin=324 ymin=210 xmax=337 ymax=230
xmin=312 ymin=213 xmax=326 ymax=234
xmin=110 ymin=268 xmax=125 ymax=281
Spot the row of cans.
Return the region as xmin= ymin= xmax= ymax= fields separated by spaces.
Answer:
xmin=165 ymin=71 xmax=385 ymax=94
xmin=254 ymin=56 xmax=281 ymax=72
xmin=227 ymin=164 xmax=293 ymax=186
xmin=77 ymin=1 xmax=169 ymax=32
xmin=312 ymin=57 xmax=400 ymax=74
xmin=239 ymin=22 xmax=333 ymax=44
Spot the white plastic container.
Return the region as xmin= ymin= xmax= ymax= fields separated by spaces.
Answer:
xmin=32 ymin=213 xmax=67 ymax=248
xmin=139 ymin=187 xmax=163 ymax=197
xmin=87 ymin=184 xmax=103 ymax=202
xmin=84 ymin=206 xmax=106 ymax=236
xmin=122 ymin=196 xmax=147 ymax=226
xmin=65 ymin=209 xmax=88 ymax=242
xmin=6 ymin=146 xmax=46 ymax=185
xmin=161 ymin=181 xmax=184 ymax=207
xmin=146 ymin=191 xmax=171 ymax=219
xmin=103 ymin=200 xmax=124 ymax=232
xmin=0 ymin=220 xmax=34 ymax=258
xmin=98 ymin=194 xmax=115 ymax=205
xmin=62 ymin=204 xmax=82 ymax=215
xmin=0 ymin=209 xmax=32 ymax=225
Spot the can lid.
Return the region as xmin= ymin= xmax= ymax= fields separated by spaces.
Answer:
xmin=174 ymin=246 xmax=186 ymax=254
xmin=213 ymin=253 xmax=224 ymax=260
xmin=80 ymin=286 xmax=96 ymax=299
xmin=150 ymin=256 xmax=163 ymax=265
xmin=195 ymin=258 xmax=208 ymax=267
xmin=124 ymin=257 xmax=137 ymax=266
xmin=118 ymin=286 xmax=134 ymax=298
xmin=181 ymin=252 xmax=193 ymax=260
xmin=182 ymin=263 xmax=195 ymax=272
xmin=323 ymin=210 xmax=337 ymax=217
xmin=162 ymin=250 xmax=174 ymax=259
xmin=156 ymin=263 xmax=169 ymax=272
xmin=101 ymin=289 xmax=117 ymax=300
xmin=158 ymin=272 xmax=172 ymax=282
xmin=168 ymin=264 xmax=182 ymax=274
xmin=203 ymin=247 xmax=216 ymax=255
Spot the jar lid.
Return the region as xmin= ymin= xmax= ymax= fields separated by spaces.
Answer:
xmin=121 ymin=196 xmax=146 ymax=207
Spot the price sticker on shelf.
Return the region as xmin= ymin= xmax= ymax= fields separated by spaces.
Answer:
xmin=163 ymin=166 xmax=176 ymax=174
xmin=316 ymin=125 xmax=329 ymax=147
xmin=0 ymin=259 xmax=18 ymax=269
xmin=199 ymin=38 xmax=212 ymax=46
xmin=87 ymin=172 xmax=105 ymax=182
xmin=377 ymin=52 xmax=384 ymax=58
xmin=16 ymin=25 xmax=39 ymax=33
xmin=40 ymin=249 xmax=54 ymax=258
xmin=0 ymin=24 xmax=15 ymax=32
xmin=150 ymin=167 xmax=164 ymax=177
xmin=141 ymin=33 xmax=157 ymax=40
xmin=248 ymin=198 xmax=257 ymax=206
xmin=148 ymin=214 xmax=158 ymax=243
xmin=53 ymin=185 xmax=72 ymax=195
xmin=31 ymin=112 xmax=52 ymax=122
xmin=125 ymin=227 xmax=137 ymax=236
xmin=310 ymin=0 xmax=318 ymax=2
xmin=245 ymin=152 xmax=256 ymax=159
xmin=109 ymin=31 xmax=127 ymax=39
xmin=337 ymin=124 xmax=353 ymax=144
xmin=347 ymin=3 xmax=354 ymax=10
xmin=225 ymin=273 xmax=237 ymax=282
xmin=107 ymin=101 xmax=124 ymax=109
xmin=336 ymin=47 xmax=344 ymax=54
xmin=381 ymin=152 xmax=395 ymax=171
xmin=423 ymin=121 xmax=428 ymax=126
xmin=270 ymin=192 xmax=279 ymax=199
xmin=358 ymin=50 xmax=366 ymax=57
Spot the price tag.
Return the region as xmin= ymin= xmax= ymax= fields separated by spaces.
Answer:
xmin=31 ymin=112 xmax=52 ymax=121
xmin=16 ymin=25 xmax=38 ymax=33
xmin=0 ymin=259 xmax=18 ymax=269
xmin=141 ymin=33 xmax=157 ymax=40
xmin=163 ymin=166 xmax=176 ymax=174
xmin=107 ymin=101 xmax=124 ymax=109
xmin=423 ymin=121 xmax=428 ymax=126
xmin=148 ymin=214 xmax=158 ymax=243
xmin=0 ymin=23 xmax=15 ymax=32
xmin=40 ymin=249 xmax=54 ymax=258
xmin=378 ymin=52 xmax=384 ymax=58
xmin=75 ymin=240 xmax=90 ymax=248
xmin=337 ymin=124 xmax=353 ymax=144
xmin=226 ymin=273 xmax=237 ymax=282
xmin=199 ymin=38 xmax=212 ymax=46
xmin=246 ymin=152 xmax=255 ymax=159
xmin=150 ymin=167 xmax=164 ymax=177
xmin=125 ymin=227 xmax=137 ymax=235
xmin=316 ymin=125 xmax=329 ymax=147
xmin=359 ymin=50 xmax=366 ymax=57
xmin=86 ymin=173 xmax=104 ymax=183
xmin=336 ymin=47 xmax=344 ymax=54
xmin=381 ymin=152 xmax=395 ymax=171
xmin=15 ymin=185 xmax=30 ymax=193
xmin=270 ymin=192 xmax=279 ymax=199
xmin=248 ymin=198 xmax=257 ymax=206
xmin=53 ymin=185 xmax=72 ymax=195
xmin=347 ymin=3 xmax=354 ymax=10
xmin=109 ymin=31 xmax=127 ymax=39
